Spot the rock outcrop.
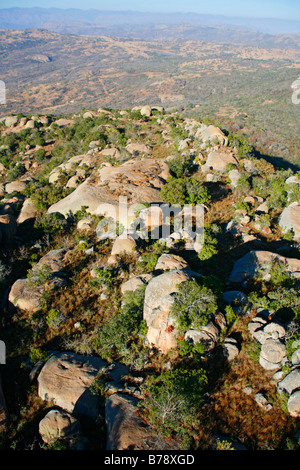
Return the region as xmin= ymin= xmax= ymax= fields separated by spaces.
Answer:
xmin=8 ymin=278 xmax=44 ymax=312
xmin=38 ymin=352 xmax=107 ymax=418
xmin=277 ymin=368 xmax=300 ymax=417
xmin=39 ymin=409 xmax=82 ymax=445
xmin=143 ymin=269 xmax=193 ymax=351
xmin=201 ymin=149 xmax=238 ymax=173
xmin=48 ymin=158 xmax=170 ymax=217
xmin=105 ymin=393 xmax=151 ymax=450
xmin=196 ymin=124 xmax=228 ymax=146
xmin=229 ymin=250 xmax=300 ymax=285
xmin=278 ymin=202 xmax=300 ymax=241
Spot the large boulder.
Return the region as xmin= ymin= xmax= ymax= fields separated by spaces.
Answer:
xmin=287 ymin=391 xmax=300 ymax=418
xmin=196 ymin=124 xmax=228 ymax=146
xmin=201 ymin=150 xmax=238 ymax=173
xmin=36 ymin=248 xmax=68 ymax=274
xmin=185 ymin=321 xmax=220 ymax=351
xmin=5 ymin=180 xmax=27 ymax=194
xmin=278 ymin=202 xmax=300 ymax=241
xmin=105 ymin=393 xmax=151 ymax=450
xmin=17 ymin=198 xmax=37 ymax=224
xmin=277 ymin=368 xmax=300 ymax=396
xmin=155 ymin=254 xmax=190 ymax=272
xmin=39 ymin=409 xmax=82 ymax=445
xmin=8 ymin=278 xmax=44 ymax=312
xmin=229 ymin=250 xmax=300 ymax=285
xmin=37 ymin=352 xmax=107 ymax=418
xmin=143 ymin=269 xmax=193 ymax=351
xmin=259 ymin=338 xmax=287 ymax=370
xmin=47 ymin=158 xmax=170 ymax=217
xmin=277 ymin=368 xmax=300 ymax=417
xmin=5 ymin=115 xmax=18 ymax=127
xmin=111 ymin=235 xmax=137 ymax=257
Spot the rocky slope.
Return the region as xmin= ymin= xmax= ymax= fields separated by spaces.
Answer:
xmin=0 ymin=107 xmax=299 ymax=450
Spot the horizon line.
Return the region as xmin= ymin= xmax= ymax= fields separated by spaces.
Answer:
xmin=0 ymin=6 xmax=299 ymax=23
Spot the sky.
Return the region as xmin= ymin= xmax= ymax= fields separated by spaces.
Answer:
xmin=0 ymin=0 xmax=299 ymax=21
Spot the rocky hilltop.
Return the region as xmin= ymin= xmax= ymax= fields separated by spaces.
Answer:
xmin=0 ymin=107 xmax=299 ymax=450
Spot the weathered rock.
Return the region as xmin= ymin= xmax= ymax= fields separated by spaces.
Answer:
xmin=185 ymin=322 xmax=219 ymax=351
xmin=223 ymin=290 xmax=248 ymax=306
xmin=121 ymin=276 xmax=145 ymax=295
xmin=254 ymin=392 xmax=272 ymax=411
xmin=5 ymin=115 xmax=18 ymax=127
xmin=25 ymin=119 xmax=36 ymax=129
xmin=140 ymin=105 xmax=152 ymax=117
xmin=202 ymin=150 xmax=238 ymax=173
xmin=259 ymin=338 xmax=287 ymax=370
xmin=144 ymin=269 xmax=193 ymax=352
xmin=5 ymin=180 xmax=27 ymax=194
xmin=279 ymin=202 xmax=300 ymax=241
xmin=8 ymin=278 xmax=44 ymax=312
xmin=39 ymin=409 xmax=82 ymax=444
xmin=37 ymin=248 xmax=68 ymax=274
xmin=48 ymin=158 xmax=170 ymax=217
xmin=31 ymin=54 xmax=51 ymax=63
xmin=196 ymin=124 xmax=228 ymax=146
xmin=38 ymin=352 xmax=107 ymax=418
xmin=111 ymin=235 xmax=137 ymax=256
xmin=155 ymin=254 xmax=190 ymax=272
xmin=77 ymin=217 xmax=93 ymax=231
xmin=228 ymin=169 xmax=241 ymax=188
xmin=277 ymin=368 xmax=300 ymax=396
xmin=105 ymin=393 xmax=150 ymax=450
xmin=287 ymin=390 xmax=300 ymax=417
xmin=17 ymin=198 xmax=37 ymax=224
xmin=223 ymin=337 xmax=240 ymax=361
xmin=229 ymin=250 xmax=300 ymax=285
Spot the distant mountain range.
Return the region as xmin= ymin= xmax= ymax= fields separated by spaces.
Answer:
xmin=0 ymin=7 xmax=300 ymax=38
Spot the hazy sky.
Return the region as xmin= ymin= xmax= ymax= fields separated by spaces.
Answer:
xmin=0 ymin=0 xmax=299 ymax=20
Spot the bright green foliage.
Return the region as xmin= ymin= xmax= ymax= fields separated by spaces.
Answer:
xmin=92 ymin=267 xmax=115 ymax=290
xmin=160 ymin=177 xmax=210 ymax=206
xmin=137 ymin=241 xmax=169 ymax=272
xmin=197 ymin=224 xmax=219 ymax=261
xmin=167 ymin=156 xmax=190 ymax=178
xmin=141 ymin=368 xmax=207 ymax=446
xmin=171 ymin=280 xmax=218 ymax=332
xmin=95 ymin=285 xmax=146 ymax=360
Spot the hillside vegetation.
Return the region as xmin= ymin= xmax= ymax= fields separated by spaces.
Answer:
xmin=0 ymin=107 xmax=299 ymax=450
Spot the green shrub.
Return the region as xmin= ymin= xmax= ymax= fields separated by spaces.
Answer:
xmin=167 ymin=156 xmax=191 ymax=178
xmin=95 ymin=285 xmax=146 ymax=361
xmin=137 ymin=241 xmax=169 ymax=272
xmin=140 ymin=368 xmax=208 ymax=446
xmin=171 ymin=280 xmax=218 ymax=332
xmin=197 ymin=224 xmax=219 ymax=262
xmin=160 ymin=177 xmax=210 ymax=206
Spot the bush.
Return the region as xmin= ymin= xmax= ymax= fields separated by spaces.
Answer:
xmin=197 ymin=224 xmax=219 ymax=262
xmin=167 ymin=156 xmax=191 ymax=178
xmin=140 ymin=368 xmax=208 ymax=446
xmin=160 ymin=177 xmax=210 ymax=206
xmin=171 ymin=280 xmax=218 ymax=332
xmin=137 ymin=241 xmax=169 ymax=273
xmin=95 ymin=285 xmax=146 ymax=361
